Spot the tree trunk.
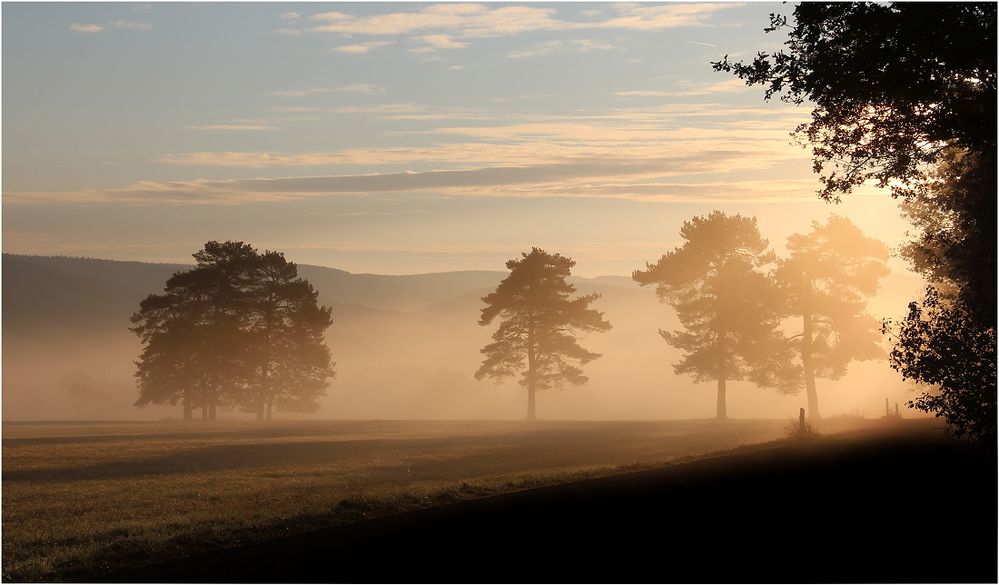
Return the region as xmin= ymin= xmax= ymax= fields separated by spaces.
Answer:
xmin=201 ymin=405 xmax=208 ymax=422
xmin=183 ymin=389 xmax=192 ymax=422
xmin=716 ymin=377 xmax=727 ymax=420
xmin=266 ymin=397 xmax=273 ymax=421
xmin=526 ymin=322 xmax=537 ymax=421
xmin=209 ymin=387 xmax=217 ymax=422
xmin=802 ymin=312 xmax=820 ymax=421
xmin=256 ymin=403 xmax=264 ymax=421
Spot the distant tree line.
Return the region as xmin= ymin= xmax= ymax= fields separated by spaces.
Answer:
xmin=131 ymin=241 xmax=334 ymax=421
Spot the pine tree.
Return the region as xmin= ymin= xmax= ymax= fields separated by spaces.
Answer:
xmin=776 ymin=216 xmax=889 ymax=421
xmin=475 ymin=248 xmax=611 ymax=420
xmin=131 ymin=242 xmax=334 ymax=421
xmin=634 ymin=212 xmax=788 ymax=419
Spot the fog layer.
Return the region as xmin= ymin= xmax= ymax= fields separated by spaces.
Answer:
xmin=2 ymin=254 xmax=925 ymax=421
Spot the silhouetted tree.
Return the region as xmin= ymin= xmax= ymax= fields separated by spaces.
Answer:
xmin=887 ymin=287 xmax=996 ymax=441
xmin=898 ymin=149 xmax=996 ymax=325
xmin=245 ymin=251 xmax=334 ymax=420
xmin=132 ymin=288 xmax=205 ymax=420
xmin=475 ymin=248 xmax=611 ymax=420
xmin=131 ymin=242 xmax=334 ymax=421
xmin=775 ymin=216 xmax=889 ymax=420
xmin=634 ymin=212 xmax=789 ymax=419
xmin=713 ymin=3 xmax=995 ymax=203
xmin=886 ymin=150 xmax=997 ymax=441
xmin=715 ymin=3 xmax=996 ymax=440
xmin=133 ymin=242 xmax=258 ymax=421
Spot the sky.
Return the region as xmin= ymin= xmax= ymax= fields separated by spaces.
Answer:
xmin=3 ymin=2 xmax=919 ymax=277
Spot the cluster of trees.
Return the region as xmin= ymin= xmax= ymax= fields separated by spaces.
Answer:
xmin=474 ymin=215 xmax=888 ymax=421
xmin=636 ymin=213 xmax=887 ymax=420
xmin=715 ymin=2 xmax=995 ymax=441
xmin=131 ymin=241 xmax=334 ymax=421
xmin=133 ymin=4 xmax=993 ymax=439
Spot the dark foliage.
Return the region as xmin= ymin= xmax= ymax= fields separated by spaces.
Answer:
xmin=887 ymin=288 xmax=996 ymax=442
xmin=713 ymin=2 xmax=996 ymax=202
xmin=131 ymin=241 xmax=334 ymax=421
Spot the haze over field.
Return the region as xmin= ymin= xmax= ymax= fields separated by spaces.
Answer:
xmin=3 ymin=253 xmax=924 ymax=421
xmin=2 ymin=3 xmax=932 ymax=422
xmin=3 ymin=3 xmax=995 ymax=582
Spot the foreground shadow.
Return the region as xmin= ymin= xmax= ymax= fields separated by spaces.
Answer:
xmin=107 ymin=426 xmax=996 ymax=583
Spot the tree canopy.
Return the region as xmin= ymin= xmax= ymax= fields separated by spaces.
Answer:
xmin=716 ymin=2 xmax=996 ymax=441
xmin=475 ymin=247 xmax=611 ymax=420
xmin=131 ymin=241 xmax=334 ymax=421
xmin=713 ymin=2 xmax=996 ymax=202
xmin=633 ymin=211 xmax=788 ymax=419
xmin=775 ymin=216 xmax=889 ymax=420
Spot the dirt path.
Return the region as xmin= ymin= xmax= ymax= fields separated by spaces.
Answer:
xmin=108 ymin=421 xmax=995 ymax=583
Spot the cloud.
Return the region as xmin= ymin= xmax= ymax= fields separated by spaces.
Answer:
xmin=508 ymin=40 xmax=563 ymax=59
xmin=160 ymin=103 xmax=809 ymax=170
xmin=109 ymin=20 xmax=152 ymax=31
xmin=270 ymin=84 xmax=385 ymax=97
xmin=270 ymin=102 xmax=491 ymax=121
xmin=275 ymin=28 xmax=302 ymax=36
xmin=306 ymin=3 xmax=737 ymax=38
xmin=281 ymin=11 xmax=301 ymax=20
xmin=334 ymin=40 xmax=395 ymax=54
xmin=7 ymin=154 xmax=753 ymax=205
xmin=508 ymin=39 xmax=617 ymax=59
xmin=415 ymin=34 xmax=468 ymax=50
xmin=185 ymin=123 xmax=280 ymax=131
xmin=71 ymin=20 xmax=152 ymax=33
xmin=594 ymin=3 xmax=734 ymax=31
xmin=69 ymin=23 xmax=104 ymax=33
xmin=615 ymin=79 xmax=749 ymax=98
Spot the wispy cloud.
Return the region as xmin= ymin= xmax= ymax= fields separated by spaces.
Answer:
xmin=6 ymin=154 xmax=765 ymax=205
xmin=508 ymin=39 xmax=617 ymax=59
xmin=307 ymin=3 xmax=735 ymax=38
xmin=109 ymin=19 xmax=152 ymax=31
xmin=270 ymin=84 xmax=385 ymax=97
xmin=71 ymin=20 xmax=152 ymax=33
xmin=334 ymin=40 xmax=395 ymax=54
xmin=281 ymin=11 xmax=300 ymax=20
xmin=270 ymin=102 xmax=491 ymax=121
xmin=69 ymin=23 xmax=104 ymax=33
xmin=615 ymin=79 xmax=749 ymax=98
xmin=185 ymin=122 xmax=280 ymax=131
xmin=412 ymin=34 xmax=468 ymax=52
xmin=593 ymin=3 xmax=734 ymax=31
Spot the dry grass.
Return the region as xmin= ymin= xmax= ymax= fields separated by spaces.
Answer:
xmin=3 ymin=418 xmax=871 ymax=581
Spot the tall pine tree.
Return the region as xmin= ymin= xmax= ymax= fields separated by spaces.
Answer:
xmin=634 ymin=212 xmax=789 ymax=419
xmin=476 ymin=248 xmax=611 ymax=420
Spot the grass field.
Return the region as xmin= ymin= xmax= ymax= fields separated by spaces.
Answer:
xmin=3 ymin=417 xmax=873 ymax=581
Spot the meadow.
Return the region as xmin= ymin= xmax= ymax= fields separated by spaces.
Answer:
xmin=3 ymin=417 xmax=872 ymax=581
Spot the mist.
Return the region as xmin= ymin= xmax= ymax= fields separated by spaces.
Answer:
xmin=2 ymin=249 xmax=926 ymax=422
